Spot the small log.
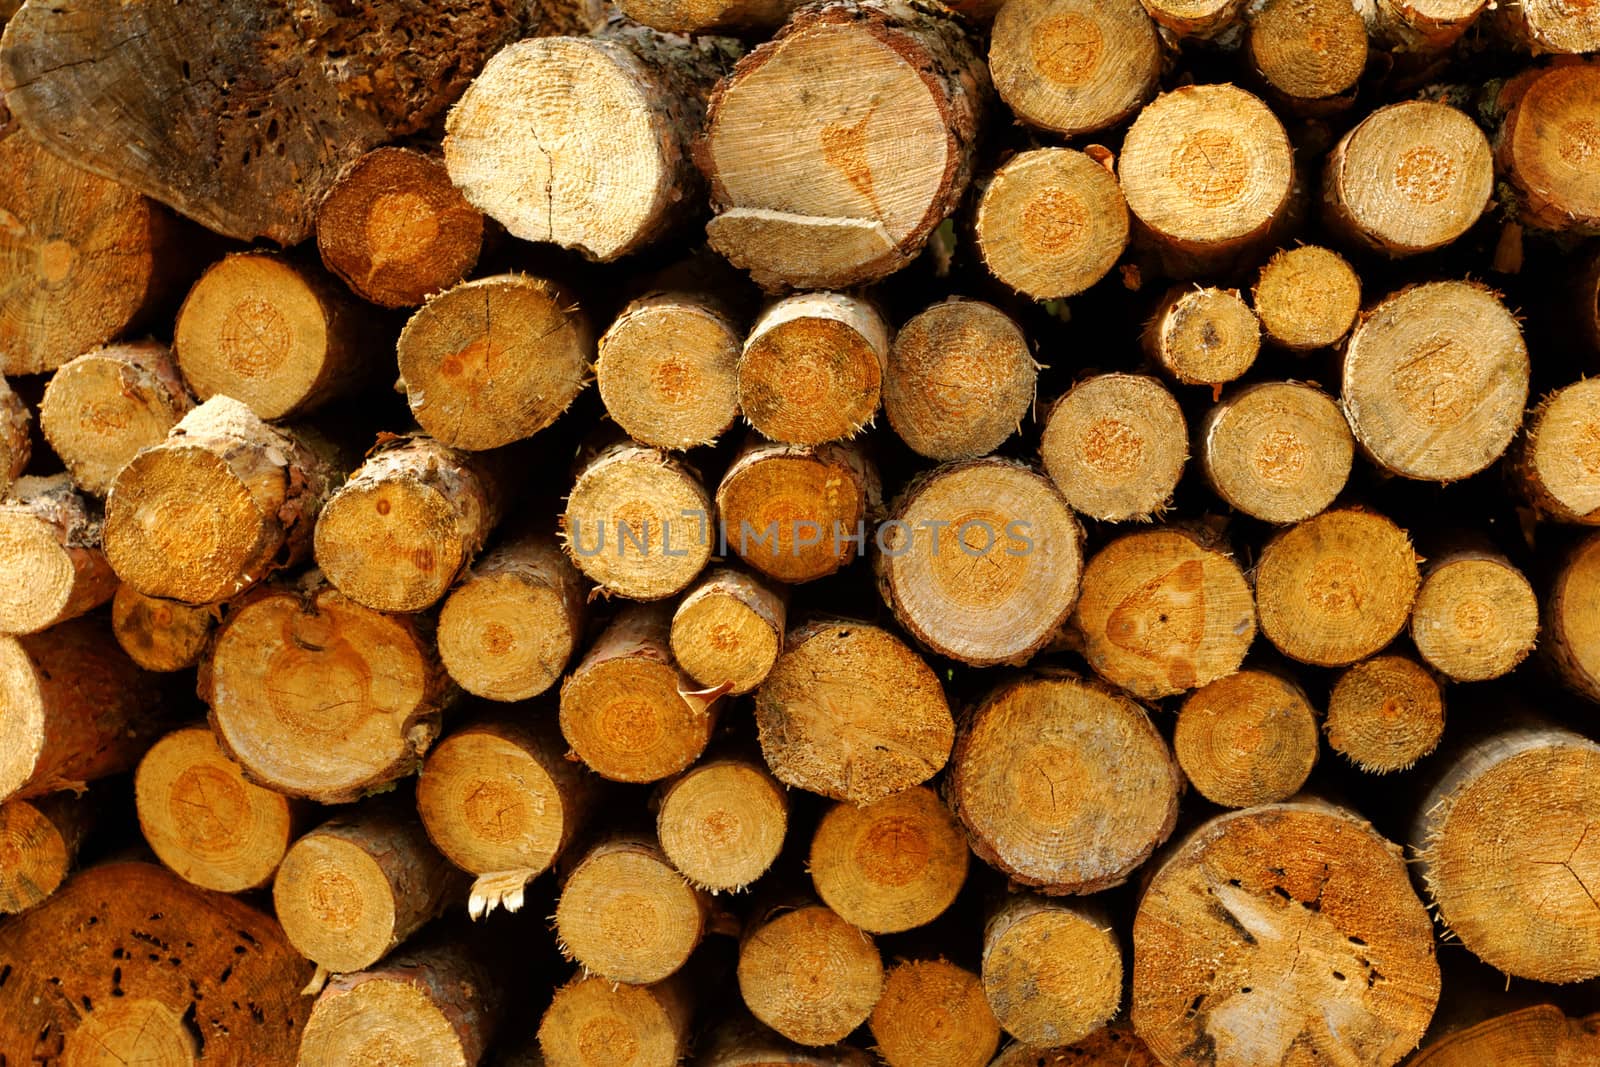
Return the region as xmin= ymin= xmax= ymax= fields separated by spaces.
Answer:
xmin=103 ymin=396 xmax=338 ymax=604
xmin=1131 ymin=802 xmax=1441 ymax=1066
xmin=876 ymin=458 xmax=1083 ymax=667
xmin=396 ymin=274 xmax=594 ymax=451
xmin=555 ymin=832 xmax=709 ymax=984
xmin=1143 ymin=286 xmax=1260 ymax=388
xmin=0 ymin=792 xmax=89 ymax=914
xmin=0 ymin=474 xmax=117 ymax=635
xmin=755 ymin=619 xmax=953 ymax=804
xmin=1493 ymin=0 xmax=1600 ymax=54
xmin=1040 ymin=373 xmax=1188 ymax=523
xmin=597 ymin=292 xmax=743 ymax=450
xmin=948 ymin=670 xmax=1181 ymax=894
xmin=1510 ymin=378 xmax=1600 ymax=524
xmin=809 ymin=784 xmax=968 ymax=934
xmin=316 ymin=146 xmax=484 ymax=308
xmin=655 ymin=750 xmax=788 ymax=892
xmin=1493 ymin=62 xmax=1600 ymax=233
xmin=1071 ymin=526 xmax=1256 ymax=700
xmin=1200 ymin=380 xmax=1354 ymax=524
xmin=1138 ymin=0 xmax=1247 ymax=39
xmin=884 ymin=298 xmax=1037 ymax=461
xmin=618 ymin=0 xmax=802 ymax=32
xmin=110 ymin=585 xmax=215 ymax=673
xmin=38 ymin=341 xmax=193 ymax=497
xmin=989 ymin=1026 xmax=1161 ymax=1067
xmin=739 ymin=292 xmax=889 ymax=445
xmin=203 ymin=573 xmax=453 ymax=803
xmin=1545 ymin=530 xmax=1600 ymax=703
xmin=1255 ymin=508 xmax=1420 ymax=666
xmin=539 ymin=972 xmax=692 ymax=1067
xmin=437 ymin=533 xmax=586 ymax=702
xmin=134 ymin=725 xmax=297 ymax=893
xmin=1413 ymin=725 xmax=1600 ymax=983
xmin=699 ymin=1014 xmax=876 ymax=1066
xmin=1409 ymin=1005 xmax=1600 ymax=1066
xmin=989 ymin=0 xmax=1161 ymax=136
xmin=872 ymin=959 xmax=1001 ymax=1067
xmin=0 ymin=375 xmax=28 ymax=498
xmin=1248 ymin=0 xmax=1367 ymax=111
xmin=670 ymin=567 xmax=787 ymax=695
xmin=700 ymin=0 xmax=989 ymax=290
xmin=982 ymin=894 xmax=1122 ymax=1047
xmin=738 ymin=900 xmax=884 ymax=1046
xmin=1361 ymin=0 xmax=1486 ymax=52
xmin=1251 ymin=245 xmax=1361 ymax=351
xmin=1326 ymin=654 xmax=1445 ymax=773
xmin=1174 ymin=668 xmax=1319 ymax=807
xmin=1411 ymin=550 xmax=1539 ymax=682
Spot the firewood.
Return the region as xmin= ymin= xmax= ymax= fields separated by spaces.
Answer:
xmin=738 ymin=900 xmax=884 ymax=1046
xmin=1545 ymin=531 xmax=1600 ymax=703
xmin=1409 ymin=1005 xmax=1600 ymax=1066
xmin=0 ymin=474 xmax=116 ymax=635
xmin=1143 ymin=285 xmax=1261 ymax=388
xmin=1326 ymin=654 xmax=1445 ymax=772
xmin=1138 ymin=0 xmax=1247 ymax=39
xmin=1174 ymin=668 xmax=1318 ymax=807
xmin=562 ymin=441 xmax=714 ymax=599
xmin=876 ymin=458 xmax=1083 ymax=667
xmin=437 ymin=533 xmax=587 ymax=702
xmin=202 ymin=572 xmax=453 ymax=803
xmin=699 ymin=1014 xmax=877 ymax=1066
xmin=539 ymin=972 xmax=692 ymax=1067
xmin=715 ymin=438 xmax=879 ymax=584
xmin=655 ymin=750 xmax=788 ymax=892
xmin=1039 ymin=373 xmax=1188 ymax=522
xmin=884 ymin=298 xmax=1038 ymax=461
xmin=982 ymin=894 xmax=1122 ymax=1047
xmin=1493 ymin=0 xmax=1600 ymax=54
xmin=989 ymin=1026 xmax=1161 ymax=1067
xmin=739 ymin=292 xmax=889 ymax=445
xmin=670 ymin=567 xmax=787 ymax=694
xmin=1413 ymin=725 xmax=1600 ymax=983
xmin=1131 ymin=802 xmax=1441 ymax=1066
xmin=316 ymin=146 xmax=484 ymax=309
xmin=871 ymin=958 xmax=1001 ymax=1067
xmin=0 ymin=792 xmax=88 ymax=914
xmin=754 ymin=619 xmax=953 ymax=804
xmin=1493 ymin=62 xmax=1600 ymax=233
xmin=1250 ymin=245 xmax=1361 ymax=351
xmin=1199 ymin=380 xmax=1354 ymax=524
xmin=1410 ymin=549 xmax=1539 ymax=681
xmin=0 ymin=374 xmax=25 ymax=498
xmin=0 ymin=616 xmax=163 ymax=802
xmin=0 ymin=0 xmax=523 ymax=243
xmin=1247 ymin=0 xmax=1368 ymax=111
xmin=619 ymin=0 xmax=802 ymax=32
xmin=103 ymin=396 xmax=337 ymax=604
xmin=1255 ymin=508 xmax=1420 ymax=665
xmin=948 ymin=670 xmax=1181 ymax=894
xmin=700 ymin=0 xmax=989 ymax=290
xmin=597 ymin=292 xmax=743 ymax=450
xmin=418 ymin=718 xmax=594 ymax=918
xmin=110 ymin=586 xmax=215 ymax=673
xmin=38 ymin=341 xmax=192 ymax=496
xmin=988 ymin=0 xmax=1161 ymax=136
xmin=973 ymin=148 xmax=1130 ymax=300
xmin=809 ymin=785 xmax=968 ymax=933
xmin=555 ymin=832 xmax=710 ymax=984
xmin=1360 ymin=0 xmax=1486 ymax=52
xmin=1071 ymin=527 xmax=1256 ymax=699
xmin=559 ymin=604 xmax=721 ymax=783
xmin=1510 ymin=379 xmax=1600 ymax=524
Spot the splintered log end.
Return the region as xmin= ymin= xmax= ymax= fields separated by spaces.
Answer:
xmin=1200 ymin=381 xmax=1353 ymax=524
xmin=598 ymin=294 xmax=742 ymax=451
xmin=706 ymin=209 xmax=900 ymax=292
xmin=1251 ymin=246 xmax=1361 ymax=351
xmin=739 ymin=293 xmax=889 ymax=446
xmin=657 ymin=754 xmax=787 ymax=893
xmin=871 ymin=959 xmax=1001 ymax=1067
xmin=989 ymin=0 xmax=1161 ymax=136
xmin=982 ymin=894 xmax=1123 ymax=1047
xmin=738 ymin=902 xmax=884 ymax=1046
xmin=468 ymin=870 xmax=538 ymax=920
xmin=1040 ymin=374 xmax=1187 ymax=523
xmin=1143 ymin=286 xmax=1261 ymax=388
xmin=1326 ymin=655 xmax=1445 ymax=773
xmin=554 ymin=834 xmax=707 ymax=984
xmin=810 ymin=785 xmax=968 ymax=934
xmin=1176 ymin=669 xmax=1318 ymax=806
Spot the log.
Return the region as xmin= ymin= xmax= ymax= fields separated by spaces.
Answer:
xmin=110 ymin=585 xmax=215 ymax=673
xmin=988 ymin=0 xmax=1161 ymax=136
xmin=396 ymin=274 xmax=595 ymax=451
xmin=539 ymin=972 xmax=692 ymax=1067
xmin=0 ymin=373 xmax=25 ymax=498
xmin=1173 ymin=667 xmax=1319 ymax=807
xmin=1493 ymin=62 xmax=1600 ymax=233
xmin=1493 ymin=0 xmax=1600 ymax=54
xmin=554 ymin=832 xmax=709 ymax=984
xmin=1142 ymin=286 xmax=1261 ymax=388
xmin=316 ymin=146 xmax=485 ymax=309
xmin=739 ymin=292 xmax=889 ymax=445
xmin=989 ymin=1026 xmax=1161 ymax=1067
xmin=884 ymin=298 xmax=1037 ymax=461
xmin=1409 ymin=1005 xmax=1600 ymax=1066
xmin=0 ymin=616 xmax=163 ymax=802
xmin=273 ymin=806 xmax=461 ymax=979
xmin=1131 ymin=802 xmax=1441 ymax=1066
xmin=1199 ymin=380 xmax=1354 ymax=524
xmin=1039 ymin=373 xmax=1188 ymax=523
xmin=1250 ymin=245 xmax=1361 ymax=351
xmin=314 ymin=435 xmax=504 ymax=614
xmin=1247 ymin=0 xmax=1368 ymax=111
xmin=436 ymin=532 xmax=587 ymax=702
xmin=655 ymin=750 xmax=788 ymax=892
xmin=103 ymin=395 xmax=338 ymax=604
xmin=737 ymin=900 xmax=884 ymax=1046
xmin=1410 ymin=549 xmax=1539 ymax=682
xmin=700 ymin=0 xmax=989 ymax=290
xmin=562 ymin=440 xmax=714 ymax=599
xmin=559 ymin=604 xmax=721 ymax=783
xmin=619 ymin=0 xmax=803 ymax=32
xmin=0 ymin=474 xmax=117 ymax=635
xmin=417 ymin=718 xmax=594 ymax=918
xmin=698 ymin=1014 xmax=877 ymax=1066
xmin=1070 ymin=526 xmax=1256 ymax=699
xmin=202 ymin=572 xmax=454 ymax=803
xmin=715 ymin=438 xmax=879 ymax=584
xmin=754 ymin=618 xmax=953 ymax=804
xmin=38 ymin=340 xmax=193 ymax=497
xmin=1510 ymin=378 xmax=1600 ymax=524
xmin=0 ymin=792 xmax=88 ymax=915
xmin=1360 ymin=0 xmax=1486 ymax=53
xmin=973 ymin=148 xmax=1130 ymax=300
xmin=1138 ymin=0 xmax=1246 ymax=39
xmin=809 ymin=784 xmax=969 ymax=934
xmin=670 ymin=567 xmax=787 ymax=695
xmin=0 ymin=861 xmax=313 ymax=1063
xmin=134 ymin=725 xmax=297 ymax=893
xmin=597 ymin=292 xmax=743 ymax=451
xmin=982 ymin=894 xmax=1122 ymax=1047
xmin=1326 ymin=654 xmax=1445 ymax=773
xmin=947 ymin=670 xmax=1181 ymax=894
xmin=1413 ymin=725 xmax=1600 ymax=983
xmin=871 ymin=958 xmax=1000 ymax=1067
xmin=1255 ymin=508 xmax=1420 ymax=666
xmin=0 ymin=0 xmax=524 ymax=243
xmin=1545 ymin=531 xmax=1600 ymax=702
xmin=446 ymin=27 xmax=739 ymax=262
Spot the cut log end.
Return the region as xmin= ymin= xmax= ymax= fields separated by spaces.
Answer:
xmin=0 ymin=793 xmax=83 ymax=914
xmin=989 ymin=1026 xmax=1161 ymax=1067
xmin=1546 ymin=531 xmax=1600 ymax=702
xmin=1143 ymin=286 xmax=1261 ymax=387
xmin=555 ymin=835 xmax=706 ymax=984
xmin=657 ymin=755 xmax=787 ymax=893
xmin=597 ymin=294 xmax=742 ymax=451
xmin=1201 ymin=381 xmax=1353 ymax=524
xmin=1251 ymin=245 xmax=1360 ymax=351
xmin=739 ymin=293 xmax=888 ymax=446
xmin=1411 ymin=554 xmax=1538 ymax=682
xmin=975 ymin=148 xmax=1130 ymax=300
xmin=110 ymin=586 xmax=214 ymax=673
xmin=1496 ymin=63 xmax=1600 ymax=233
xmin=0 ymin=474 xmax=117 ymax=636
xmin=1041 ymin=373 xmax=1188 ymax=522
xmin=1326 ymin=655 xmax=1445 ymax=773
xmin=538 ymin=973 xmax=692 ymax=1067
xmin=1409 ymin=1005 xmax=1600 ymax=1065
xmin=716 ymin=439 xmax=878 ymax=584
xmin=871 ymin=959 xmax=1001 ymax=1067
xmin=1176 ymin=669 xmax=1318 ymax=806
xmin=989 ymin=0 xmax=1161 ymax=136
xmin=1513 ymin=379 xmax=1600 ymax=524
xmin=670 ymin=568 xmax=786 ymax=695
xmin=1249 ymin=0 xmax=1368 ymax=106
xmin=738 ymin=903 xmax=884 ymax=1046
xmin=810 ymin=785 xmax=968 ymax=934
xmin=301 ymin=946 xmax=495 ymax=1067
xmin=0 ymin=376 xmax=27 ymax=499
xmin=1497 ymin=0 xmax=1600 ymax=62
xmin=983 ymin=895 xmax=1123 ymax=1047
xmin=619 ymin=0 xmax=801 ymax=32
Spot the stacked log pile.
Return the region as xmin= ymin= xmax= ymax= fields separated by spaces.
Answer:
xmin=0 ymin=0 xmax=1597 ymax=1063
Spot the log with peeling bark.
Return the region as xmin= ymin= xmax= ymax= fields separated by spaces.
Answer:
xmin=0 ymin=791 xmax=88 ymax=914
xmin=1174 ymin=667 xmax=1319 ymax=807
xmin=1142 ymin=285 xmax=1261 ymax=388
xmin=0 ymin=374 xmax=28 ymax=499
xmin=988 ymin=0 xmax=1161 ymax=136
xmin=1040 ymin=373 xmax=1188 ymax=523
xmin=871 ymin=958 xmax=1000 ymax=1067
xmin=982 ymin=893 xmax=1123 ymax=1048
xmin=1326 ymin=653 xmax=1446 ymax=772
xmin=1199 ymin=380 xmax=1354 ymax=524
xmin=738 ymin=899 xmax=884 ymax=1046
xmin=670 ymin=567 xmax=786 ymax=694
xmin=738 ymin=292 xmax=890 ymax=445
xmin=655 ymin=748 xmax=787 ymax=892
xmin=1493 ymin=0 xmax=1600 ymax=56
xmin=540 ymin=972 xmax=692 ymax=1067
xmin=1510 ymin=378 xmax=1600 ymax=525
xmin=1250 ymin=245 xmax=1361 ymax=351
xmin=1360 ymin=0 xmax=1486 ymax=53
xmin=597 ymin=292 xmax=744 ymax=451
xmin=0 ymin=474 xmax=116 ymax=635
xmin=1140 ymin=0 xmax=1246 ymax=39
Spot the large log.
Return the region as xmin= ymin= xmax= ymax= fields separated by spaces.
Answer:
xmin=539 ymin=972 xmax=692 ymax=1067
xmin=1199 ymin=380 xmax=1353 ymax=524
xmin=738 ymin=292 xmax=890 ymax=445
xmin=1409 ymin=1005 xmax=1600 ymax=1066
xmin=1410 ymin=549 xmax=1539 ymax=682
xmin=1493 ymin=63 xmax=1600 ymax=233
xmin=1510 ymin=379 xmax=1600 ymax=525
